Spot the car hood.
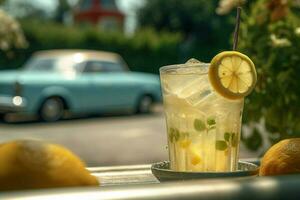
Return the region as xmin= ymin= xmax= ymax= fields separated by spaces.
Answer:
xmin=0 ymin=70 xmax=23 ymax=83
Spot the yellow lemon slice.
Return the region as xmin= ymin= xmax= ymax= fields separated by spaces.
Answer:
xmin=188 ymin=146 xmax=202 ymax=165
xmin=179 ymin=139 xmax=191 ymax=149
xmin=209 ymin=51 xmax=257 ymax=100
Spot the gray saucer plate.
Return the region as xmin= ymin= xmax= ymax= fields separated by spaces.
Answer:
xmin=151 ymin=161 xmax=259 ymax=182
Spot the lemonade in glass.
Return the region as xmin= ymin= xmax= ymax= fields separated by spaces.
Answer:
xmin=160 ymin=52 xmax=256 ymax=172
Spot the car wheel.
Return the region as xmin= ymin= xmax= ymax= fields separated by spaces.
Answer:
xmin=137 ymin=95 xmax=153 ymax=114
xmin=39 ymin=97 xmax=64 ymax=122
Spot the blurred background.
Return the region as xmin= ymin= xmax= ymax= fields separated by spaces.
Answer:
xmin=0 ymin=0 xmax=299 ymax=166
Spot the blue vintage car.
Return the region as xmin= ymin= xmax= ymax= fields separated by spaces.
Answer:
xmin=0 ymin=50 xmax=162 ymax=121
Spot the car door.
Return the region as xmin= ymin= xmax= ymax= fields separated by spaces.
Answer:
xmin=81 ymin=60 xmax=137 ymax=112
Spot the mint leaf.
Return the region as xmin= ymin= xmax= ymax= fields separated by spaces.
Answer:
xmin=194 ymin=119 xmax=206 ymax=131
xmin=216 ymin=140 xmax=228 ymax=151
xmin=181 ymin=132 xmax=190 ymax=139
xmin=231 ymin=134 xmax=238 ymax=147
xmin=224 ymin=132 xmax=232 ymax=142
xmin=224 ymin=132 xmax=238 ymax=147
xmin=169 ymin=128 xmax=179 ymax=142
xmin=207 ymin=118 xmax=216 ymax=126
xmin=174 ymin=129 xmax=180 ymax=141
xmin=168 ymin=128 xmax=174 ymax=142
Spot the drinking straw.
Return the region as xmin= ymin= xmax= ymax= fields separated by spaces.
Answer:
xmin=233 ymin=5 xmax=242 ymax=51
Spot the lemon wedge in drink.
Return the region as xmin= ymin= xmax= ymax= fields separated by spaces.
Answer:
xmin=188 ymin=146 xmax=202 ymax=165
xmin=209 ymin=51 xmax=257 ymax=100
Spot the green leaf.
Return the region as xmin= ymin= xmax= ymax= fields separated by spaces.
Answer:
xmin=181 ymin=132 xmax=190 ymax=139
xmin=194 ymin=119 xmax=206 ymax=131
xmin=224 ymin=132 xmax=238 ymax=147
xmin=168 ymin=128 xmax=180 ymax=142
xmin=216 ymin=140 xmax=228 ymax=151
xmin=207 ymin=118 xmax=216 ymax=126
xmin=168 ymin=128 xmax=175 ymax=142
xmin=243 ymin=128 xmax=262 ymax=151
xmin=224 ymin=132 xmax=231 ymax=142
xmin=232 ymin=135 xmax=238 ymax=147
xmin=174 ymin=129 xmax=180 ymax=141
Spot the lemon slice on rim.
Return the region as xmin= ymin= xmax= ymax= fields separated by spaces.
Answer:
xmin=209 ymin=51 xmax=257 ymax=100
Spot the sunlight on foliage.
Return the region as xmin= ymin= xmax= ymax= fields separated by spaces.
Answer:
xmin=216 ymin=0 xmax=246 ymax=15
xmin=0 ymin=9 xmax=27 ymax=53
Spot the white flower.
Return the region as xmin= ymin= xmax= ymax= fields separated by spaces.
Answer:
xmin=216 ymin=0 xmax=246 ymax=15
xmin=295 ymin=27 xmax=300 ymax=36
xmin=270 ymin=34 xmax=291 ymax=47
xmin=0 ymin=9 xmax=27 ymax=51
xmin=0 ymin=40 xmax=9 ymax=50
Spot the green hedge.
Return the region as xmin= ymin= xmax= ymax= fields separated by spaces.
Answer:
xmin=0 ymin=20 xmax=183 ymax=74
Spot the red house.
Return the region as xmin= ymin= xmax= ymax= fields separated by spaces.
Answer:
xmin=73 ymin=0 xmax=125 ymax=31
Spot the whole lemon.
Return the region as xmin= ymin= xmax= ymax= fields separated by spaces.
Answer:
xmin=0 ymin=140 xmax=99 ymax=191
xmin=260 ymin=138 xmax=300 ymax=176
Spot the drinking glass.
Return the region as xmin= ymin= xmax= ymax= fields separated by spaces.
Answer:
xmin=160 ymin=62 xmax=244 ymax=172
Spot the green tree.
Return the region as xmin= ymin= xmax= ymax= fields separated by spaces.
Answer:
xmin=239 ymin=0 xmax=300 ymax=150
xmin=137 ymin=0 xmax=236 ymax=61
xmin=138 ymin=0 xmax=217 ymax=36
xmin=54 ymin=0 xmax=71 ymax=23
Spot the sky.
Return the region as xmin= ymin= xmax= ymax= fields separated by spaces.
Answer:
xmin=116 ymin=0 xmax=146 ymax=34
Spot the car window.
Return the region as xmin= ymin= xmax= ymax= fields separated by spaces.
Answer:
xmin=100 ymin=61 xmax=124 ymax=72
xmin=83 ymin=60 xmax=124 ymax=73
xmin=24 ymin=58 xmax=57 ymax=72
xmin=24 ymin=55 xmax=84 ymax=74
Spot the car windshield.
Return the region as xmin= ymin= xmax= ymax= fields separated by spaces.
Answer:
xmin=23 ymin=56 xmax=81 ymax=74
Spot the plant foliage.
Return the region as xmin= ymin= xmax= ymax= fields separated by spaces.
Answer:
xmin=137 ymin=0 xmax=236 ymax=61
xmin=239 ymin=0 xmax=300 ymax=148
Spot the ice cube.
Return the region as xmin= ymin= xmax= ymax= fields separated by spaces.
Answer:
xmin=161 ymin=74 xmax=198 ymax=95
xmin=185 ymin=89 xmax=213 ymax=106
xmin=174 ymin=75 xmax=214 ymax=107
xmin=177 ymin=77 xmax=208 ymax=99
xmin=161 ymin=59 xmax=209 ymax=98
xmin=186 ymin=58 xmax=202 ymax=64
xmin=193 ymin=92 xmax=217 ymax=108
